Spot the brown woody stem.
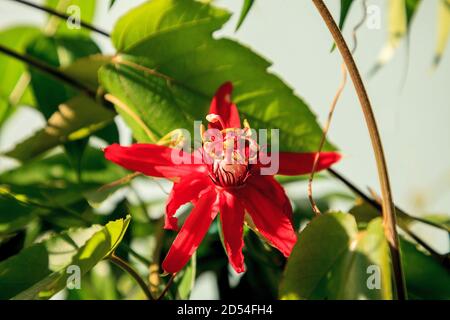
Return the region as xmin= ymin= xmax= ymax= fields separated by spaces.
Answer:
xmin=312 ymin=0 xmax=407 ymax=299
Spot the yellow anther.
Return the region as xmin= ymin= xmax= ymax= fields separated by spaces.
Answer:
xmin=243 ymin=119 xmax=251 ymax=130
xmin=200 ymin=123 xmax=206 ymax=142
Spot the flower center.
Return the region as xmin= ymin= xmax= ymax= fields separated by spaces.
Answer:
xmin=202 ymin=115 xmax=259 ymax=188
xmin=211 ymin=160 xmax=250 ymax=187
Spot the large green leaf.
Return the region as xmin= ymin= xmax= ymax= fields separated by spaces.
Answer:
xmin=279 ymin=212 xmax=392 ymax=300
xmin=401 ymin=237 xmax=450 ymax=299
xmin=0 ymin=26 xmax=40 ymax=125
xmin=0 ymin=216 xmax=130 ymax=300
xmin=4 ymin=95 xmax=115 ymax=162
xmin=102 ymin=0 xmax=334 ymax=152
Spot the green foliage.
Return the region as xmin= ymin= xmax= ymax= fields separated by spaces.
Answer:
xmin=102 ymin=0 xmax=335 ymax=151
xmin=0 ymin=0 xmax=448 ymax=301
xmin=400 ymin=237 xmax=450 ymax=299
xmin=174 ymin=253 xmax=196 ymax=299
xmin=45 ymin=0 xmax=97 ymax=36
xmin=0 ymin=196 xmax=36 ymax=234
xmin=0 ymin=26 xmax=40 ymax=125
xmin=339 ymin=0 xmax=354 ymax=30
xmin=0 ymin=216 xmax=130 ymax=300
xmin=25 ymin=34 xmax=101 ymax=119
xmin=4 ymin=95 xmax=115 ymax=162
xmin=280 ymin=212 xmax=393 ymax=300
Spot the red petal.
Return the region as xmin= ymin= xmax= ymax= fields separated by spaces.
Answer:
xmin=162 ymin=187 xmax=219 ymax=274
xmin=208 ymin=82 xmax=241 ymax=130
xmin=104 ymin=143 xmax=206 ymax=178
xmin=261 ymin=151 xmax=342 ymax=176
xmin=246 ymin=175 xmax=293 ymax=224
xmin=238 ymin=185 xmax=297 ymax=257
xmin=219 ymin=191 xmax=246 ymax=273
xmin=165 ymin=173 xmax=212 ymax=231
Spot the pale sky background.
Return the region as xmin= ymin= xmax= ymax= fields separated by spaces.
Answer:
xmin=0 ymin=0 xmax=449 ymax=299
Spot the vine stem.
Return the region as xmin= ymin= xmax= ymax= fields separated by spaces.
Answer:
xmin=0 ymin=44 xmax=96 ymax=99
xmin=312 ymin=0 xmax=406 ymax=299
xmin=7 ymin=0 xmax=110 ymax=37
xmin=109 ymin=253 xmax=155 ymax=300
xmin=308 ymin=0 xmax=366 ymax=216
xmin=157 ymin=273 xmax=177 ymax=300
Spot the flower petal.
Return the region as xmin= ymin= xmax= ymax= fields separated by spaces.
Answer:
xmin=104 ymin=143 xmax=206 ymax=178
xmin=219 ymin=190 xmax=246 ymax=273
xmin=162 ymin=187 xmax=219 ymax=274
xmin=208 ymin=82 xmax=241 ymax=130
xmin=165 ymin=173 xmax=212 ymax=231
xmin=238 ymin=185 xmax=297 ymax=257
xmin=258 ymin=151 xmax=341 ymax=176
xmin=246 ymin=175 xmax=293 ymax=224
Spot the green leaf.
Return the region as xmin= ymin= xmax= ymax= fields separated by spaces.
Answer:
xmin=0 ymin=216 xmax=130 ymax=300
xmin=109 ymin=0 xmax=117 ymax=10
xmin=26 ymin=34 xmax=101 ymax=119
xmin=1 ymin=146 xmax=126 ymax=188
xmin=236 ymin=0 xmax=255 ymax=31
xmin=330 ymin=0 xmax=355 ymax=52
xmin=434 ymin=0 xmax=450 ymax=66
xmin=420 ymin=214 xmax=450 ymax=232
xmin=401 ymin=237 xmax=450 ymax=299
xmin=103 ymin=0 xmax=334 ymax=152
xmin=175 ymin=252 xmax=196 ymax=299
xmin=0 ymin=26 xmax=40 ymax=125
xmin=62 ymin=54 xmax=112 ymax=91
xmin=279 ymin=212 xmax=392 ymax=300
xmin=0 ymin=98 xmax=9 ymax=126
xmin=0 ymin=196 xmax=36 ymax=234
xmin=339 ymin=0 xmax=355 ymax=30
xmin=0 ymin=146 xmax=127 ymax=224
xmin=24 ymin=34 xmax=103 ymax=167
xmin=45 ymin=0 xmax=97 ymax=36
xmin=4 ymin=95 xmax=115 ymax=162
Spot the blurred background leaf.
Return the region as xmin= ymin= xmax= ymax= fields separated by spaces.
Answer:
xmin=279 ymin=212 xmax=392 ymax=300
xmin=0 ymin=216 xmax=130 ymax=300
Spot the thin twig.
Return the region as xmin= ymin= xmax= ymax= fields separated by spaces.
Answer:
xmin=157 ymin=273 xmax=177 ymax=300
xmin=308 ymin=62 xmax=347 ymax=216
xmin=120 ymin=242 xmax=152 ymax=266
xmin=312 ymin=0 xmax=407 ymax=299
xmin=7 ymin=0 xmax=110 ymax=37
xmin=0 ymin=44 xmax=97 ymax=99
xmin=308 ymin=0 xmax=367 ymax=216
xmin=109 ymin=253 xmax=154 ymax=300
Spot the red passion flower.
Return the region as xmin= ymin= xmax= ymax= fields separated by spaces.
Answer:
xmin=104 ymin=82 xmax=341 ymax=274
